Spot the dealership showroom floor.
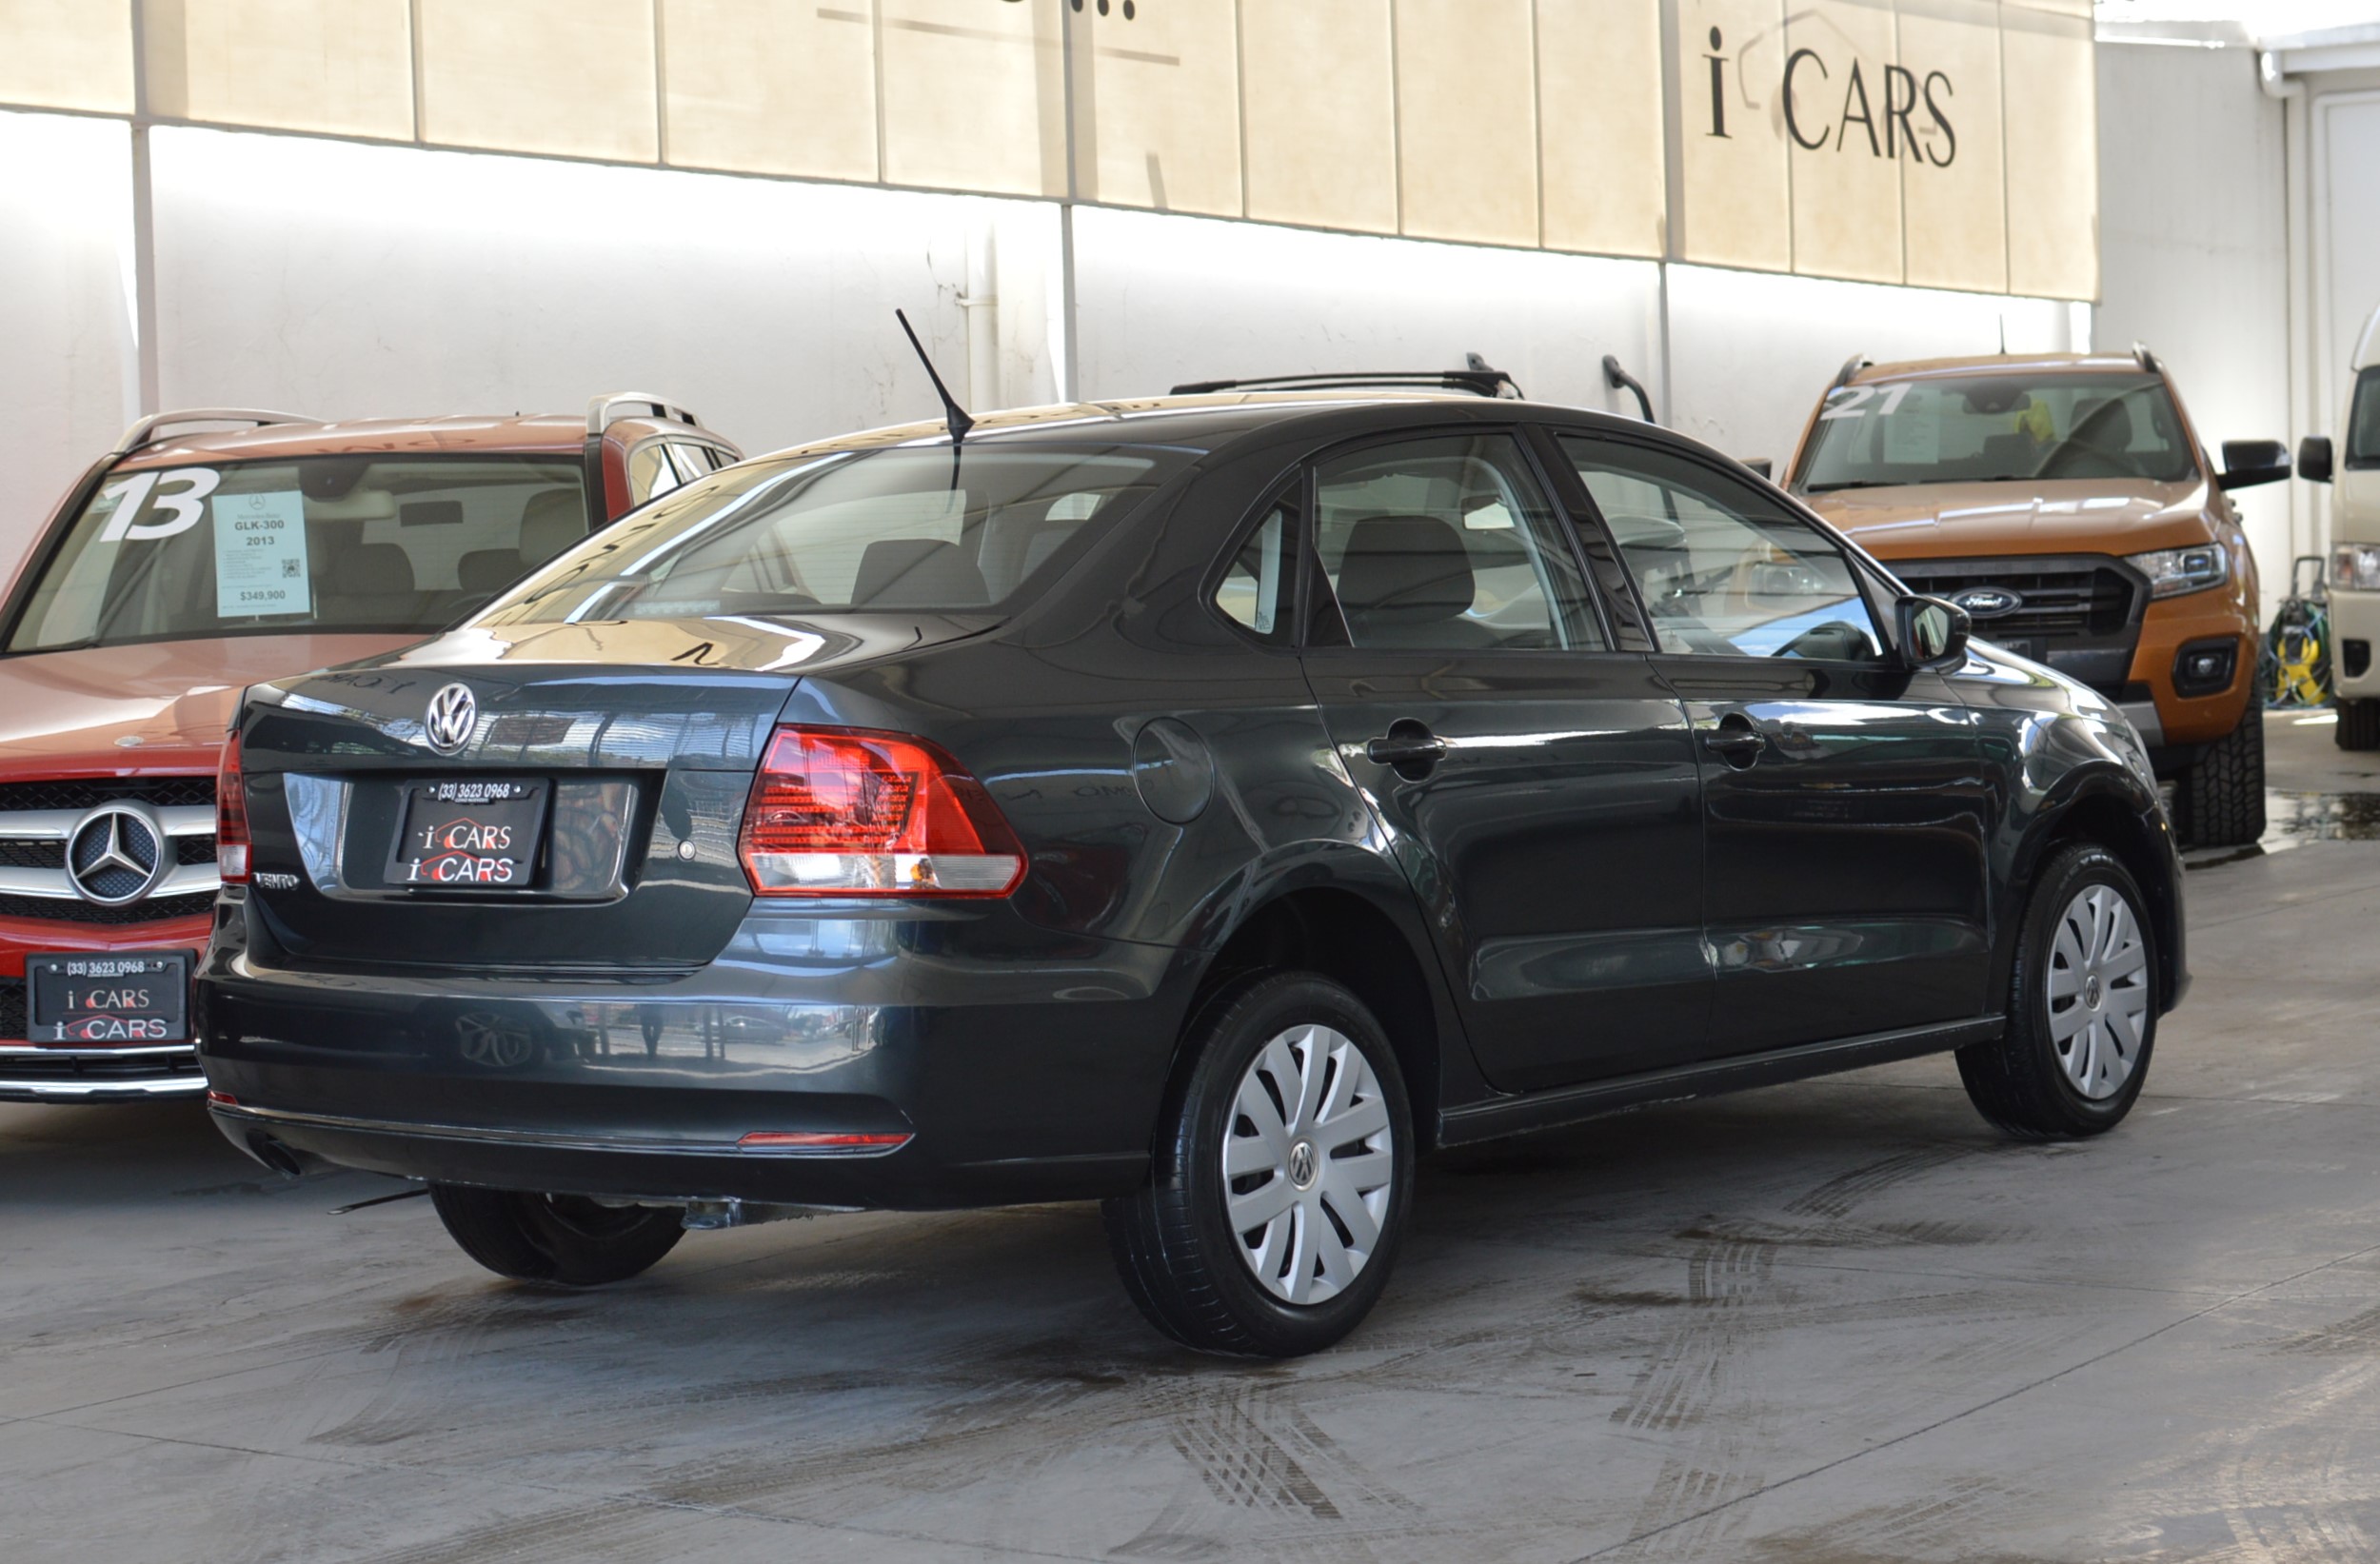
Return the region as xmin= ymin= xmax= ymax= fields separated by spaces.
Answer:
xmin=0 ymin=711 xmax=2374 ymax=1561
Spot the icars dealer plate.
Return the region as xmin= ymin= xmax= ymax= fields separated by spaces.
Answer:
xmin=387 ymin=778 xmax=548 ymax=889
xmin=27 ymin=951 xmax=192 ymax=1043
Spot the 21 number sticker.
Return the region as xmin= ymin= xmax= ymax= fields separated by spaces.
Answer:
xmin=95 ymin=467 xmax=222 ymax=542
xmin=1818 ymin=384 xmax=1913 ymax=421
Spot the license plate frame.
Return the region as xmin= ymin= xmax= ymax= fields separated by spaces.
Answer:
xmin=26 ymin=950 xmax=193 ymax=1044
xmin=387 ymin=778 xmax=549 ymax=891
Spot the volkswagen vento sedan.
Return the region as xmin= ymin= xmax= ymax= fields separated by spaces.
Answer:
xmin=198 ymin=388 xmax=2184 ymax=1356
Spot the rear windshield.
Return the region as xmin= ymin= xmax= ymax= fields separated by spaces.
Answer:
xmin=1797 ymin=372 xmax=2197 ymax=492
xmin=9 ymin=455 xmax=588 ymax=653
xmin=2350 ymin=367 xmax=2380 ymax=469
xmin=483 ymin=443 xmax=1188 ymax=626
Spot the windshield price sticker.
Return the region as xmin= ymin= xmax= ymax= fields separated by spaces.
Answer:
xmin=212 ymin=489 xmax=311 ymax=618
xmin=391 ymin=779 xmax=547 ymax=890
xmin=27 ymin=952 xmax=190 ymax=1043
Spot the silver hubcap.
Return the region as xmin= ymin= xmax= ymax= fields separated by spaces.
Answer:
xmin=2048 ymin=883 xmax=2152 ymax=1099
xmin=1223 ymin=1024 xmax=1396 ymax=1305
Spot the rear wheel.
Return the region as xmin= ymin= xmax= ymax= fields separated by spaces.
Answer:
xmin=2337 ymin=698 xmax=2380 ymax=751
xmin=428 ymin=1185 xmax=684 ymax=1286
xmin=2172 ymin=704 xmax=2265 ymax=847
xmin=1957 ymin=843 xmax=2157 ymax=1138
xmin=1104 ymin=972 xmax=1413 ymax=1357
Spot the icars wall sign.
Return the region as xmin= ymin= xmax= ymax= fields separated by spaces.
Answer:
xmin=1671 ymin=0 xmax=2094 ymax=300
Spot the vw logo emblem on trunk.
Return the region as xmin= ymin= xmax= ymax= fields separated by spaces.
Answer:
xmin=68 ymin=803 xmax=168 ymax=905
xmin=424 ymin=683 xmax=478 ymax=755
xmin=1950 ymin=586 xmax=2024 ymax=620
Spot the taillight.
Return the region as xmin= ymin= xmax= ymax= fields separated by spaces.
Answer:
xmin=738 ymin=725 xmax=1024 ymax=898
xmin=217 ymin=731 xmax=249 ymax=883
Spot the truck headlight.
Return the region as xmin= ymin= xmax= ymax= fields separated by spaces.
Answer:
xmin=2333 ymin=544 xmax=2380 ymax=590
xmin=2126 ymin=543 xmax=2229 ymax=599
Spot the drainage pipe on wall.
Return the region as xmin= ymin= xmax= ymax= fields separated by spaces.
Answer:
xmin=2262 ymin=48 xmax=2315 ymax=567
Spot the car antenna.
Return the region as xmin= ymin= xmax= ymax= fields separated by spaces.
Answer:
xmin=895 ymin=308 xmax=975 ymax=449
xmin=1997 ymin=314 xmax=2007 ymax=355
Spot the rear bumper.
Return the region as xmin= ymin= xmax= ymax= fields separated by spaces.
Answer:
xmin=197 ymin=905 xmax=1198 ymax=1210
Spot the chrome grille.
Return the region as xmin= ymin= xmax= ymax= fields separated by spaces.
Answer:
xmin=0 ymin=778 xmax=220 ymax=923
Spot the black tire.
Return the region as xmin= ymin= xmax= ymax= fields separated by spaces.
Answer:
xmin=2172 ymin=704 xmax=2265 ymax=847
xmin=428 ymin=1184 xmax=684 ymax=1286
xmin=1104 ymin=971 xmax=1414 ymax=1358
xmin=2338 ymin=698 xmax=2380 ymax=751
xmin=1957 ymin=842 xmax=2158 ymax=1139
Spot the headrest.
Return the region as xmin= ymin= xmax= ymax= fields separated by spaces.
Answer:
xmin=2074 ymin=398 xmax=2132 ymax=450
xmin=851 ymin=539 xmax=988 ymax=607
xmin=331 ymin=542 xmax=414 ymax=596
xmin=457 ymin=548 xmax=521 ymax=596
xmin=519 ymin=489 xmax=584 ymax=566
xmin=1336 ymin=516 xmax=1476 ymax=625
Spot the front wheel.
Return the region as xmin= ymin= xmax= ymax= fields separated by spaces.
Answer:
xmin=428 ymin=1185 xmax=684 ymax=1286
xmin=2338 ymin=698 xmax=2380 ymax=751
xmin=1104 ymin=972 xmax=1413 ymax=1357
xmin=2172 ymin=703 xmax=2265 ymax=847
xmin=1957 ymin=843 xmax=2158 ymax=1138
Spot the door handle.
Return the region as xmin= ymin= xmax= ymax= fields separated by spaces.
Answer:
xmin=1364 ymin=723 xmax=1447 ymax=776
xmin=1700 ymin=716 xmax=1767 ymax=768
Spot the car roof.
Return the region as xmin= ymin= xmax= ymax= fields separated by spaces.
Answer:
xmin=1848 ymin=353 xmax=2160 ymax=383
xmin=113 ymin=412 xmax=717 ymax=471
xmin=750 ymin=389 xmax=1649 ymax=465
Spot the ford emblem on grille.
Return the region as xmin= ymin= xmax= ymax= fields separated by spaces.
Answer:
xmin=424 ymin=683 xmax=478 ymax=755
xmin=68 ymin=803 xmax=169 ymax=905
xmin=1950 ymin=586 xmax=2024 ymax=620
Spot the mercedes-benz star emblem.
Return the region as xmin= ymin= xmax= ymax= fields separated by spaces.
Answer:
xmin=424 ymin=683 xmax=478 ymax=755
xmin=1950 ymin=586 xmax=2024 ymax=621
xmin=68 ymin=803 xmax=169 ymax=906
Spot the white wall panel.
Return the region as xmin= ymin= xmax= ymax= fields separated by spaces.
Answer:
xmin=2095 ymin=42 xmax=2291 ymax=597
xmin=1067 ymin=206 xmax=1664 ymax=421
xmin=1665 ymin=264 xmax=2078 ymax=473
xmin=144 ymin=129 xmax=1063 ymax=463
xmin=0 ymin=111 xmax=137 ymax=573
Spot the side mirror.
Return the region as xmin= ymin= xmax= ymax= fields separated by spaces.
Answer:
xmin=1740 ymin=456 xmax=1774 ymax=480
xmin=1897 ymin=594 xmax=1970 ymax=670
xmin=2299 ymin=434 xmax=2334 ymax=485
xmin=2217 ymin=438 xmax=2291 ymax=490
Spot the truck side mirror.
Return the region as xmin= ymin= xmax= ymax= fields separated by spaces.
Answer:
xmin=2299 ymin=435 xmax=2334 ymax=485
xmin=2217 ymin=439 xmax=2291 ymax=490
xmin=1897 ymin=594 xmax=1970 ymax=670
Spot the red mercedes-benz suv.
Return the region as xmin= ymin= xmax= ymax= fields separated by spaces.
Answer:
xmin=0 ymin=396 xmax=738 ymax=1102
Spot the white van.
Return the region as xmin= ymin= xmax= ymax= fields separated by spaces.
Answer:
xmin=2302 ymin=306 xmax=2380 ymax=747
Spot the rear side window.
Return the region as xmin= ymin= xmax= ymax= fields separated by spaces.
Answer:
xmin=2350 ymin=367 xmax=2380 ymax=469
xmin=487 ymin=443 xmax=1190 ymax=624
xmin=9 ymin=456 xmax=587 ymax=652
xmin=1213 ymin=495 xmax=1299 ymax=646
xmin=1310 ymin=433 xmax=1604 ymax=652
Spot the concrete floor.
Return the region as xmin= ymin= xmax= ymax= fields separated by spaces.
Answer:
xmin=7 ymin=712 xmax=2380 ymax=1563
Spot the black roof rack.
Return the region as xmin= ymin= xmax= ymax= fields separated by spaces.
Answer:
xmin=2132 ymin=342 xmax=2162 ymax=376
xmin=1829 ymin=354 xmax=1870 ymax=391
xmin=1170 ymin=359 xmax=1523 ymax=401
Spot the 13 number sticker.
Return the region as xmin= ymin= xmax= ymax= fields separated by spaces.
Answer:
xmin=94 ymin=467 xmax=222 ymax=542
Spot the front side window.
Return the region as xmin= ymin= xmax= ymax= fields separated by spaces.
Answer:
xmin=2349 ymin=367 xmax=2380 ymax=469
xmin=1563 ymin=437 xmax=1886 ymax=663
xmin=628 ymin=443 xmax=683 ymax=504
xmin=1311 ymin=433 xmax=1603 ymax=652
xmin=486 ymin=443 xmax=1190 ymax=625
xmin=9 ymin=457 xmax=588 ymax=653
xmin=1797 ymin=372 xmax=2197 ymax=491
